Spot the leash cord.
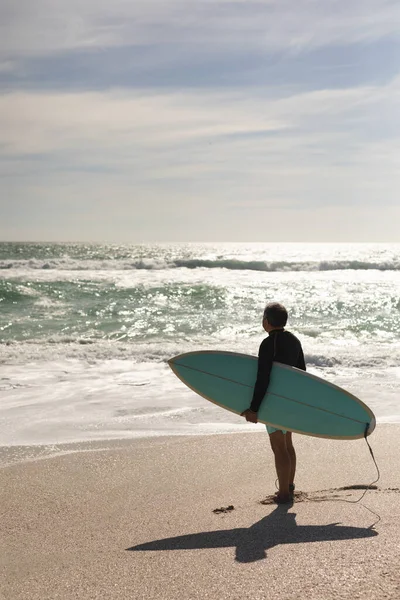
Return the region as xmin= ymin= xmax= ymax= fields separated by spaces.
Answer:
xmin=274 ymin=424 xmax=381 ymax=527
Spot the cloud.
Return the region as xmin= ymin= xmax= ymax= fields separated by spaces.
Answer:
xmin=3 ymin=37 xmax=399 ymax=95
xmin=1 ymin=75 xmax=399 ymax=157
xmin=2 ymin=1 xmax=399 ymax=96
xmin=1 ymin=79 xmax=399 ymax=212
xmin=1 ymin=0 xmax=400 ymax=242
xmin=2 ymin=0 xmax=400 ymax=62
xmin=0 ymin=89 xmax=288 ymax=157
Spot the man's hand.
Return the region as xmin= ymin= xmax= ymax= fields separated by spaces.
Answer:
xmin=241 ymin=409 xmax=258 ymax=423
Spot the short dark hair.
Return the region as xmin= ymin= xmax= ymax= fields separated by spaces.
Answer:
xmin=263 ymin=302 xmax=288 ymax=327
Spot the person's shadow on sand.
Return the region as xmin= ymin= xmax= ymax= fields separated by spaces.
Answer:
xmin=127 ymin=504 xmax=377 ymax=563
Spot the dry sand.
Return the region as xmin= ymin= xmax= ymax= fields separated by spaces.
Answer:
xmin=1 ymin=425 xmax=400 ymax=600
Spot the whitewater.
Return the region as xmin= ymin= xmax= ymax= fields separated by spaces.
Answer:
xmin=1 ymin=242 xmax=399 ymax=453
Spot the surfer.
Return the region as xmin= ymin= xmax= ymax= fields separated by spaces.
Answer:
xmin=241 ymin=302 xmax=306 ymax=504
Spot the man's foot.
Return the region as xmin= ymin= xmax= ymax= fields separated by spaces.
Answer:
xmin=273 ymin=493 xmax=292 ymax=505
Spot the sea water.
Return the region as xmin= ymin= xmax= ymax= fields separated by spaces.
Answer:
xmin=1 ymin=242 xmax=399 ymax=448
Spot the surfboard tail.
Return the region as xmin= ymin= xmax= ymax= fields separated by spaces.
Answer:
xmin=366 ymin=415 xmax=376 ymax=437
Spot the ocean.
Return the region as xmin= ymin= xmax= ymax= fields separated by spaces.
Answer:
xmin=1 ymin=242 xmax=399 ymax=450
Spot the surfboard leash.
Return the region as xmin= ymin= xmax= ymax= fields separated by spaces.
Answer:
xmin=273 ymin=423 xmax=381 ymax=527
xmin=355 ymin=423 xmax=381 ymax=526
xmin=319 ymin=423 xmax=381 ymax=527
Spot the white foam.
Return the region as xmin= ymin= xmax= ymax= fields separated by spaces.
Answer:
xmin=1 ymin=351 xmax=399 ymax=449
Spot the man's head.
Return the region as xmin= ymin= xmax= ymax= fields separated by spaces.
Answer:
xmin=263 ymin=302 xmax=288 ymax=332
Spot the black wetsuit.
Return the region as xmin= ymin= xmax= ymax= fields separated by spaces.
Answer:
xmin=250 ymin=329 xmax=306 ymax=413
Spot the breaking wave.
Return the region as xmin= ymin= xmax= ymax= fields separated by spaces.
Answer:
xmin=2 ymin=258 xmax=400 ymax=272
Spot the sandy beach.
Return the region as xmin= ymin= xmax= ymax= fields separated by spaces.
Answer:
xmin=1 ymin=425 xmax=400 ymax=600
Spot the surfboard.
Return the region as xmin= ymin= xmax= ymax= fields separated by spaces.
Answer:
xmin=168 ymin=351 xmax=376 ymax=440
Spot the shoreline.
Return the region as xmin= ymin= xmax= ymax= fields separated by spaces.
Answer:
xmin=1 ymin=421 xmax=398 ymax=469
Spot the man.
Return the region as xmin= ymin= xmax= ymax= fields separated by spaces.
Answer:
xmin=241 ymin=302 xmax=306 ymax=504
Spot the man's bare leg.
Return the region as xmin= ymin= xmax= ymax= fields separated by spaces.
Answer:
xmin=286 ymin=431 xmax=296 ymax=489
xmin=269 ymin=431 xmax=291 ymax=500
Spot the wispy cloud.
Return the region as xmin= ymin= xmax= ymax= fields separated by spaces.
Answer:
xmin=2 ymin=0 xmax=400 ymax=60
xmin=2 ymin=78 xmax=398 ymax=158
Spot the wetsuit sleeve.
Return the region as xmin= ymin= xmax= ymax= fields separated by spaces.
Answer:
xmin=297 ymin=346 xmax=306 ymax=371
xmin=250 ymin=338 xmax=274 ymax=412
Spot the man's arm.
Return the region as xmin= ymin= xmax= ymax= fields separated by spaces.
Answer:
xmin=249 ymin=338 xmax=274 ymax=413
xmin=297 ymin=347 xmax=306 ymax=371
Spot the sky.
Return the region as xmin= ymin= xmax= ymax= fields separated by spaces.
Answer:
xmin=1 ymin=0 xmax=400 ymax=242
